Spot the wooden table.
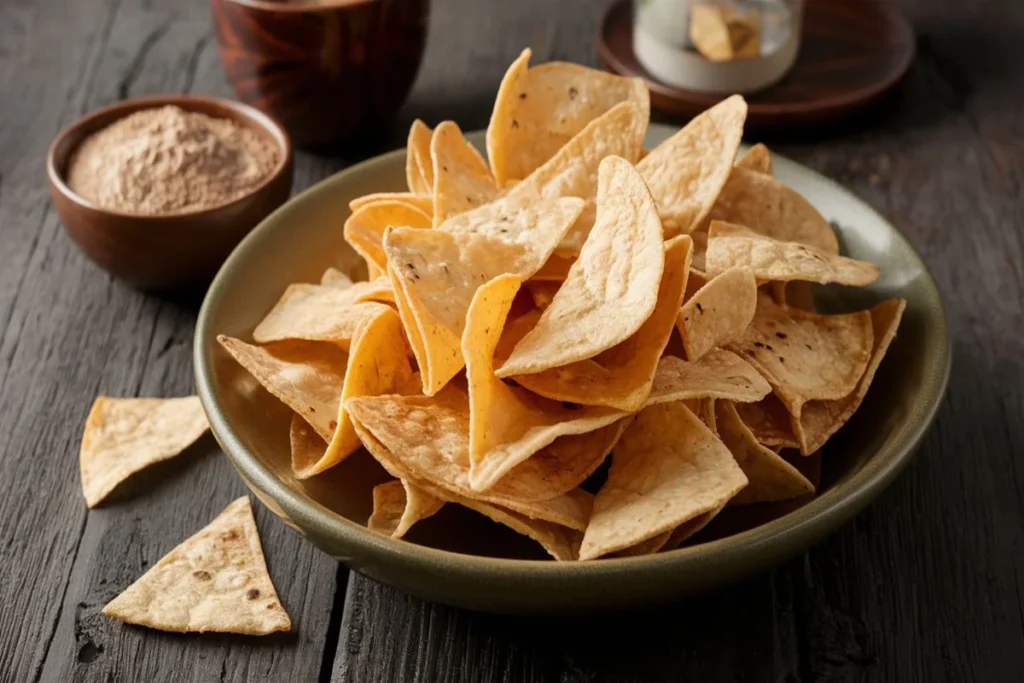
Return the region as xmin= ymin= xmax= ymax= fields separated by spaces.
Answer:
xmin=1 ymin=0 xmax=1022 ymax=680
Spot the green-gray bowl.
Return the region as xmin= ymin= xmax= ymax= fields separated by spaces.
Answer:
xmin=194 ymin=125 xmax=950 ymax=615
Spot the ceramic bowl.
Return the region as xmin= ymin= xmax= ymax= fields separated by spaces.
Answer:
xmin=211 ymin=0 xmax=430 ymax=150
xmin=195 ymin=126 xmax=950 ymax=615
xmin=47 ymin=95 xmax=294 ymax=292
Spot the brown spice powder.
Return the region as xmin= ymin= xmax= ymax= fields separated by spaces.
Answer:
xmin=66 ymin=105 xmax=280 ymax=215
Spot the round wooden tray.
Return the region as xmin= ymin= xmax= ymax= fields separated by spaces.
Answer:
xmin=598 ymin=0 xmax=916 ymax=130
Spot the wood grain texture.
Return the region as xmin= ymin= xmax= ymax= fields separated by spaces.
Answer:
xmin=1 ymin=0 xmax=1022 ymax=681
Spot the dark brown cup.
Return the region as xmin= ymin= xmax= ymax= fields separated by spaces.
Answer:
xmin=212 ymin=0 xmax=430 ymax=150
xmin=47 ymin=95 xmax=294 ymax=292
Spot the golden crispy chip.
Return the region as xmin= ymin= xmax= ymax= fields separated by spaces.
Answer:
xmin=368 ymin=480 xmax=445 ymax=539
xmin=103 ymin=497 xmax=291 ymax=635
xmin=486 ymin=48 xmax=650 ymax=187
xmin=677 ymin=266 xmax=757 ymax=361
xmin=735 ymin=394 xmax=801 ymax=449
xmin=637 ymin=94 xmax=747 ymax=236
xmin=462 ymin=275 xmax=626 ymax=490
xmin=217 ymin=337 xmax=347 ymax=442
xmin=715 ymin=400 xmax=814 ymax=504
xmin=79 ymin=396 xmax=209 ymax=508
xmin=646 ymin=352 xmax=771 ymax=405
xmin=407 ymin=119 xmax=434 ymax=196
xmin=289 ymin=414 xmax=326 ymax=477
xmin=253 ymin=284 xmax=390 ymax=347
xmin=510 ymin=236 xmax=691 ymax=412
xmin=345 ymin=389 xmax=595 ymax=531
xmin=335 ymin=277 xmax=395 ymax=305
xmin=706 ymin=222 xmax=879 ymax=286
xmin=498 ymin=157 xmax=665 ymax=376
xmin=343 ymin=200 xmax=432 ymax=273
xmin=795 ymin=298 xmax=906 ymax=454
xmin=507 ymin=102 xmax=648 ymax=253
xmin=770 ymin=280 xmax=816 ymax=312
xmin=320 ymin=267 xmax=354 ymax=288
xmin=729 ymin=292 xmax=873 ymax=420
xmin=708 ymin=166 xmax=839 ymax=253
xmin=431 ymin=121 xmax=499 ymax=226
xmin=349 ymin=192 xmax=433 ymax=215
xmin=352 ymin=422 xmax=584 ymax=560
xmin=579 ymin=401 xmax=747 ymax=560
xmin=736 ymin=143 xmax=773 ymax=174
xmin=661 ymin=506 xmax=723 ymax=550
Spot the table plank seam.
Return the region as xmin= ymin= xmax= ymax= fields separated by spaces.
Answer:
xmin=318 ymin=566 xmax=350 ymax=683
xmin=0 ymin=205 xmax=50 ymax=397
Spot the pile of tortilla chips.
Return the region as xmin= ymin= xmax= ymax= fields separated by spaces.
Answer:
xmin=220 ymin=49 xmax=905 ymax=562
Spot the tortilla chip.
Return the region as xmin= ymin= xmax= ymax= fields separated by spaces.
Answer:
xmin=678 ymin=266 xmax=757 ymax=361
xmin=708 ymin=167 xmax=839 ymax=253
xmin=646 ymin=352 xmax=771 ymax=405
xmin=578 ymin=401 xmax=747 ymax=560
xmin=345 ymin=389 xmax=595 ymax=531
xmin=431 ymin=121 xmax=499 ymax=226
xmin=320 ymin=267 xmax=354 ymax=288
xmin=735 ymin=394 xmax=801 ymax=449
xmin=289 ymin=413 xmax=326 ymax=477
xmin=716 ymin=401 xmax=814 ymax=504
xmin=770 ymin=280 xmax=816 ymax=312
xmin=350 ymin=192 xmax=433 ymax=215
xmin=462 ymin=275 xmax=626 ymax=490
xmin=252 ymin=283 xmax=390 ymax=347
xmin=507 ymin=101 xmax=648 ymax=253
xmin=368 ymin=480 xmax=445 ymax=539
xmin=612 ymin=531 xmax=672 ymax=557
xmin=486 ymin=48 xmax=650 ymax=186
xmin=217 ymin=336 xmax=347 ymax=442
xmin=334 ymin=277 xmax=395 ymax=305
xmin=637 ymin=94 xmax=747 ymax=236
xmin=343 ymin=200 xmax=432 ymax=274
xmin=706 ymin=222 xmax=879 ymax=286
xmin=525 ymin=280 xmax=560 ymax=309
xmin=102 ymin=497 xmax=291 ymax=635
xmin=498 ymin=156 xmax=665 ymax=376
xmin=661 ymin=506 xmax=723 ymax=550
xmin=736 ymin=143 xmax=772 ymax=175
xmin=729 ymin=292 xmax=873 ymax=420
xmin=510 ymin=236 xmax=691 ymax=411
xmin=79 ymin=396 xmax=209 ymax=507
xmin=795 ymin=298 xmax=906 ymax=454
xmin=407 ymin=119 xmax=434 ymax=196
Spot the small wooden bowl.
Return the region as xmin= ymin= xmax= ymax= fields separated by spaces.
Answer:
xmin=212 ymin=0 xmax=430 ymax=150
xmin=47 ymin=95 xmax=294 ymax=292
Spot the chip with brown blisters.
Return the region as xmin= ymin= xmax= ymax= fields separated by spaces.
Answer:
xmin=79 ymin=396 xmax=210 ymax=508
xmin=645 ymin=352 xmax=771 ymax=406
xmin=431 ymin=120 xmax=499 ymax=226
xmin=677 ymin=266 xmax=758 ymax=361
xmin=103 ymin=497 xmax=291 ymax=635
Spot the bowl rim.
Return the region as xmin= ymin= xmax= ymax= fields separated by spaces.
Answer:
xmin=46 ymin=94 xmax=293 ymax=221
xmin=194 ymin=129 xmax=951 ymax=582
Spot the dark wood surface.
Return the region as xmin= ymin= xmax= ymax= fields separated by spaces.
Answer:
xmin=0 ymin=0 xmax=1021 ymax=681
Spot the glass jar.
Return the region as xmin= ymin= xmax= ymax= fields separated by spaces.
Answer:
xmin=633 ymin=0 xmax=804 ymax=94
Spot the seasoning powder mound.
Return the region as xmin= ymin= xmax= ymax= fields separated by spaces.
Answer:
xmin=67 ymin=105 xmax=279 ymax=215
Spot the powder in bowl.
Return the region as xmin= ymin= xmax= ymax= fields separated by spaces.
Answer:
xmin=66 ymin=105 xmax=280 ymax=215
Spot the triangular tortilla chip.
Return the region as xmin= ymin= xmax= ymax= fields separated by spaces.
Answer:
xmin=498 ymin=156 xmax=665 ymax=376
xmin=486 ymin=48 xmax=650 ymax=187
xmin=345 ymin=389 xmax=595 ymax=531
xmin=706 ymin=222 xmax=879 ymax=286
xmin=368 ymin=480 xmax=445 ymax=539
xmin=102 ymin=497 xmax=291 ymax=635
xmin=716 ymin=400 xmax=814 ymax=504
xmin=729 ymin=292 xmax=873 ymax=420
xmin=769 ymin=280 xmax=816 ymax=312
xmin=343 ymin=200 xmax=432 ymax=273
xmin=677 ymin=266 xmax=757 ymax=361
xmin=349 ymin=192 xmax=433 ymax=215
xmin=320 ymin=267 xmax=354 ymax=288
xmin=736 ymin=143 xmax=772 ymax=175
xmin=578 ymin=401 xmax=747 ymax=560
xmin=707 ymin=166 xmax=839 ymax=253
xmin=795 ymin=298 xmax=906 ymax=454
xmin=646 ymin=352 xmax=771 ymax=405
xmin=406 ymin=119 xmax=434 ymax=196
xmin=253 ymin=284 xmax=391 ymax=347
xmin=637 ymin=94 xmax=747 ymax=236
xmin=510 ymin=235 xmax=691 ymax=411
xmin=734 ymin=393 xmax=801 ymax=449
xmin=462 ymin=275 xmax=626 ymax=490
xmin=431 ymin=121 xmax=499 ymax=225
xmin=661 ymin=506 xmax=724 ymax=550
xmin=79 ymin=396 xmax=209 ymax=507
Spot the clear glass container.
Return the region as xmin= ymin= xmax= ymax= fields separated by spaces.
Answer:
xmin=633 ymin=0 xmax=804 ymax=94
